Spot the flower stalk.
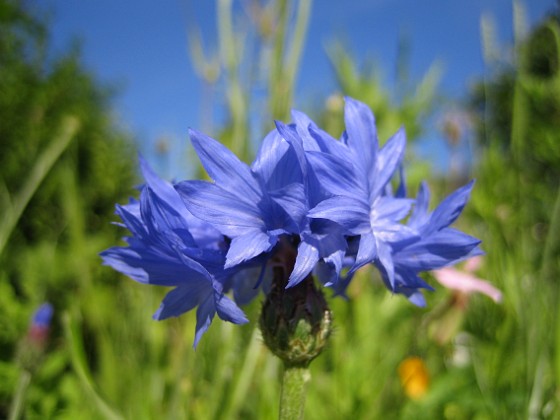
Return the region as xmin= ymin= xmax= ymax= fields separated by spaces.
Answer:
xmin=10 ymin=303 xmax=53 ymax=420
xmin=259 ymin=238 xmax=332 ymax=418
xmin=8 ymin=370 xmax=31 ymax=420
xmin=280 ymin=364 xmax=310 ymax=420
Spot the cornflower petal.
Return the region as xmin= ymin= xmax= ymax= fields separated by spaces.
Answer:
xmin=189 ymin=128 xmax=261 ymax=202
xmin=408 ymin=182 xmax=430 ymax=229
xmin=306 ymin=151 xmax=363 ymax=197
xmin=287 ymin=241 xmax=320 ymax=288
xmin=194 ymin=296 xmax=216 ymax=348
xmin=290 ymin=110 xmax=322 ymax=152
xmin=374 ymin=240 xmax=396 ymax=290
xmin=395 ymin=229 xmax=481 ymax=271
xmin=176 ymin=180 xmax=265 ymax=236
xmin=153 ymin=282 xmax=210 ymax=320
xmin=309 ymin=125 xmax=353 ymax=158
xmin=101 ymin=246 xmax=192 ymax=286
xmin=215 ymin=293 xmax=250 ymax=323
xmin=139 ymin=156 xmax=192 ymax=233
xmin=114 ymin=203 xmax=149 ymax=240
xmin=371 ymin=197 xmax=414 ymax=225
xmin=251 ymin=129 xmax=288 ymax=186
xmin=349 ymin=232 xmax=378 ymax=275
xmin=376 ymin=224 xmax=418 ymax=244
xmin=380 ymin=268 xmax=433 ymax=306
xmin=395 ymin=268 xmax=435 ymax=292
xmin=395 ymin=165 xmax=407 ymax=198
xmin=403 ymin=291 xmax=427 ymax=307
xmin=274 ymin=121 xmax=308 ymax=180
xmin=139 ymin=188 xmax=191 ymax=249
xmin=230 ymin=265 xmax=270 ymax=305
xmin=424 ymin=180 xmax=475 ymax=235
xmin=225 ymin=229 xmax=278 ymax=268
xmin=309 ymin=196 xmax=371 ymax=234
xmin=269 ymin=183 xmax=307 ymax=230
xmin=101 ymin=157 xmax=252 ymax=348
xmin=313 ymin=247 xmax=347 ymax=288
xmin=291 ymin=109 xmax=351 ymax=157
xmin=344 ymin=97 xmax=378 ymax=176
xmin=371 ymin=127 xmax=406 ymax=199
xmin=252 ymin=129 xmax=303 ymax=191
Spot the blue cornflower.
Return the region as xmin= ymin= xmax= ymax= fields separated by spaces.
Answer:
xmin=303 ymin=98 xmax=415 ymax=291
xmin=101 ymin=96 xmax=483 ymax=348
xmin=386 ymin=181 xmax=483 ymax=306
xmin=272 ymin=116 xmax=354 ymax=288
xmin=100 ymin=157 xmax=247 ymax=347
xmin=175 ymin=127 xmax=345 ymax=289
xmin=28 ymin=303 xmax=54 ymax=345
xmin=290 ymin=97 xmax=481 ymax=303
xmin=175 ymin=129 xmax=304 ymax=269
xmin=31 ymin=303 xmax=53 ymax=328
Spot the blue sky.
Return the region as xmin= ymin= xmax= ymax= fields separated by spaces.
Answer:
xmin=48 ymin=0 xmax=556 ymax=177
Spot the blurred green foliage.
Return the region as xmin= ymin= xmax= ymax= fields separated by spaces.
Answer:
xmin=316 ymin=42 xmax=442 ymax=144
xmin=458 ymin=6 xmax=560 ymax=417
xmin=0 ymin=0 xmax=136 ymax=417
xmin=188 ymin=0 xmax=312 ymax=163
xmin=471 ymin=12 xmax=560 ymax=228
xmin=2 ymin=0 xmax=560 ymax=418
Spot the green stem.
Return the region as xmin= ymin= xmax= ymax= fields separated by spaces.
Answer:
xmin=279 ymin=364 xmax=310 ymax=420
xmin=0 ymin=116 xmax=79 ymax=256
xmin=8 ymin=370 xmax=31 ymax=420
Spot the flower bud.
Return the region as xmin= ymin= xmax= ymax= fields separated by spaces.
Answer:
xmin=28 ymin=303 xmax=53 ymax=347
xmin=260 ymin=270 xmax=332 ymax=367
xmin=17 ymin=303 xmax=53 ymax=372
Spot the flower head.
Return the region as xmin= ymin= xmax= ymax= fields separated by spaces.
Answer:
xmin=101 ymin=97 xmax=483 ymax=348
xmin=175 ymin=129 xmax=305 ymax=271
xmin=101 ymin=156 xmax=247 ymax=347
xmin=17 ymin=302 xmax=54 ymax=371
xmin=387 ymin=181 xmax=483 ymax=306
xmin=398 ymin=356 xmax=430 ymax=400
xmin=304 ymin=98 xmax=415 ymax=292
xmin=28 ymin=303 xmax=53 ymax=346
xmin=176 ymin=125 xmax=347 ymax=290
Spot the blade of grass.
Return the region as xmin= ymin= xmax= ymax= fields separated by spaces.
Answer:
xmin=0 ymin=116 xmax=79 ymax=256
xmin=220 ymin=325 xmax=263 ymax=419
xmin=218 ymin=0 xmax=248 ymax=158
xmin=63 ymin=312 xmax=123 ymax=420
xmin=8 ymin=370 xmax=31 ymax=420
xmin=285 ymin=0 xmax=312 ymax=102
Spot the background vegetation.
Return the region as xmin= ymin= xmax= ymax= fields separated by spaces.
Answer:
xmin=1 ymin=0 xmax=559 ymax=418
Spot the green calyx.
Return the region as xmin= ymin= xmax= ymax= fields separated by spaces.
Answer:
xmin=259 ymin=272 xmax=332 ymax=367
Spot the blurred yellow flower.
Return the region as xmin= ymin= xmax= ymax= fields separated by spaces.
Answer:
xmin=398 ymin=356 xmax=430 ymax=400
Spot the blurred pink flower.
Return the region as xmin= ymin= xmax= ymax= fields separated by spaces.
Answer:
xmin=432 ymin=257 xmax=502 ymax=303
xmin=463 ymin=255 xmax=483 ymax=272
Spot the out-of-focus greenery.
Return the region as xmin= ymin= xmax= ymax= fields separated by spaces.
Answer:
xmin=316 ymin=42 xmax=442 ymax=144
xmin=188 ymin=0 xmax=312 ymax=163
xmin=0 ymin=0 xmax=136 ymax=417
xmin=2 ymin=0 xmax=560 ymax=418
xmin=458 ymin=6 xmax=560 ymax=417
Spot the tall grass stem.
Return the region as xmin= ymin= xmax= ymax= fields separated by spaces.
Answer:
xmin=0 ymin=116 xmax=79 ymax=256
xmin=8 ymin=370 xmax=31 ymax=420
